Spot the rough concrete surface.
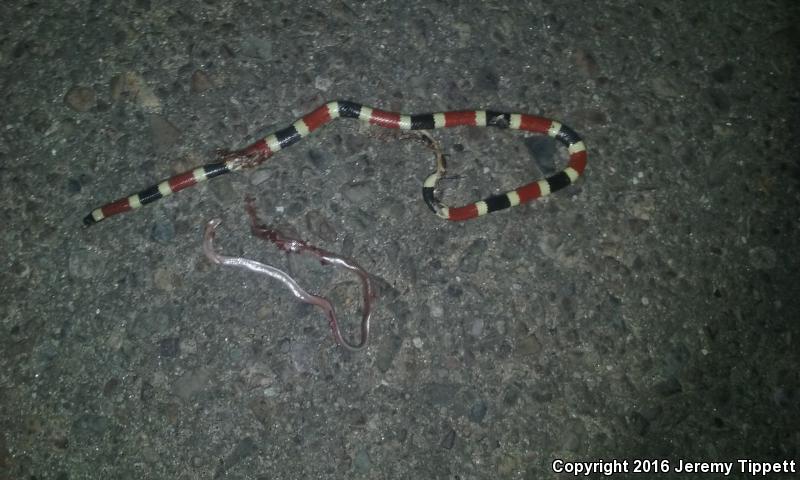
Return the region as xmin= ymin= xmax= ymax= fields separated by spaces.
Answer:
xmin=1 ymin=1 xmax=798 ymax=479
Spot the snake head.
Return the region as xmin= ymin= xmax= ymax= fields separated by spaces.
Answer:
xmin=202 ymin=218 xmax=224 ymax=264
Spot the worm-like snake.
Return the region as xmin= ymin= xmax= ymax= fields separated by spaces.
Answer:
xmin=202 ymin=201 xmax=375 ymax=351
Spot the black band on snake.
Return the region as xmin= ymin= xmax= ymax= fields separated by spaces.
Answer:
xmin=83 ymin=100 xmax=587 ymax=225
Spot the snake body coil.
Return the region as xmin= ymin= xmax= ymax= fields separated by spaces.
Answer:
xmin=83 ymin=100 xmax=587 ymax=225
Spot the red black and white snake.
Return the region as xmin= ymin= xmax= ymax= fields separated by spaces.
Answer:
xmin=83 ymin=100 xmax=587 ymax=226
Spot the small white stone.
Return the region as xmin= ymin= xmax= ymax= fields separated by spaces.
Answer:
xmin=469 ymin=318 xmax=484 ymax=337
xmin=314 ymin=76 xmax=333 ymax=91
xmin=412 ymin=337 xmax=424 ymax=349
xmin=263 ymin=386 xmax=279 ymax=397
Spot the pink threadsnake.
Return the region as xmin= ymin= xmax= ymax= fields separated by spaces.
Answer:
xmin=202 ymin=202 xmax=375 ymax=351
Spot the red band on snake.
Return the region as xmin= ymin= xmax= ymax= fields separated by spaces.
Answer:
xmin=83 ymin=100 xmax=587 ymax=226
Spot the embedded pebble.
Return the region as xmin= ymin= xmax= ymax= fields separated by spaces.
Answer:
xmin=516 ymin=335 xmax=542 ymax=357
xmin=630 ymin=192 xmax=655 ymax=220
xmin=241 ymin=35 xmax=273 ymax=59
xmin=103 ymin=378 xmax=120 ymax=397
xmin=342 ymin=181 xmax=374 ymax=204
xmin=208 ymin=174 xmax=238 ymax=204
xmin=476 ymin=67 xmax=499 ymax=91
xmin=68 ymin=247 xmax=103 ymax=280
xmin=651 ymin=75 xmax=680 ymax=98
xmin=574 ymin=108 xmax=609 ymax=126
xmin=451 ymin=21 xmax=472 ymax=48
xmin=180 ymin=338 xmax=197 ymax=355
xmin=469 ymin=317 xmax=484 ymax=337
xmin=10 ymin=261 xmax=30 ymax=279
xmin=307 ymin=147 xmax=332 ymax=168
xmin=290 ymin=341 xmax=316 ymax=373
xmin=190 ymin=70 xmax=212 ymax=93
xmin=629 ymin=411 xmax=650 ymax=436
xmin=27 ymin=108 xmax=52 ymax=133
xmin=305 ymin=210 xmax=338 ymax=242
xmin=140 ymin=382 xmax=155 ymax=403
xmin=172 ymin=368 xmax=211 ymax=401
xmin=314 ymin=76 xmax=333 ymax=91
xmin=110 ymin=71 xmax=162 ymax=113
xmin=376 ymin=334 xmax=402 ymax=373
xmin=151 ymin=220 xmax=176 ymax=243
xmin=149 ymin=115 xmax=181 ymax=150
xmin=220 ymin=437 xmax=257 ymax=475
xmin=138 ymin=88 xmax=162 ymax=112
xmin=562 ymin=420 xmax=587 ymax=450
xmin=71 ymin=414 xmax=108 ymax=438
xmin=110 ymin=72 xmax=134 ymax=100
xmin=748 ymin=246 xmax=777 ymax=270
xmin=468 ymin=400 xmax=488 ymax=423
xmin=352 ymin=448 xmax=371 ymax=473
xmin=424 ymin=383 xmax=458 ymax=407
xmin=459 ymin=238 xmax=487 ymax=273
xmin=524 ymin=136 xmax=557 ymax=175
xmin=707 ymin=88 xmax=731 ymax=112
xmin=573 ymin=48 xmax=600 ymax=78
xmin=497 ymin=455 xmax=518 ymax=476
xmin=446 ymin=284 xmax=463 ymax=298
xmin=711 ymin=63 xmax=735 ymax=83
xmin=284 ymin=200 xmax=305 ymax=217
xmin=153 ymin=267 xmax=178 ymax=291
xmin=64 ymin=85 xmax=96 ymax=112
xmin=67 ymin=178 xmax=82 ymax=193
xmin=158 ymin=337 xmax=180 ymax=357
xmin=129 ymin=308 xmax=175 ymax=338
xmin=654 ymin=377 xmax=682 ymax=397
xmin=537 ymin=233 xmax=564 ymax=261
xmin=250 ymin=169 xmax=272 ymax=185
xmin=440 ymin=427 xmax=456 ymax=449
xmin=263 ymin=386 xmax=279 ymax=397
